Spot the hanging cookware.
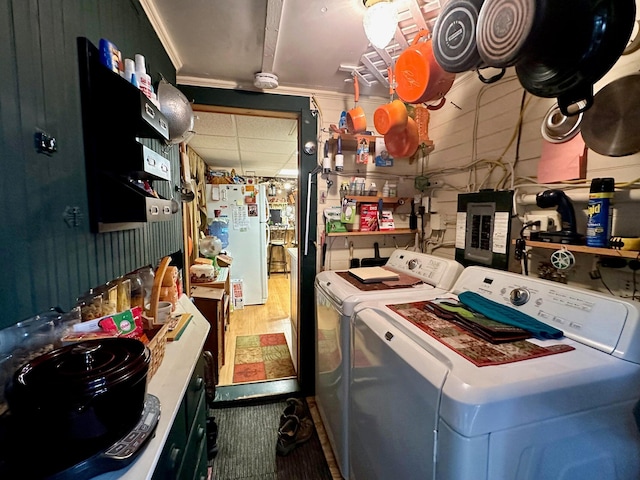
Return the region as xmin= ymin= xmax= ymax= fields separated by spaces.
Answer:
xmin=6 ymin=338 xmax=150 ymax=473
xmin=395 ymin=29 xmax=456 ymax=105
xmin=540 ymin=102 xmax=583 ymax=143
xmin=384 ymin=116 xmax=419 ymax=158
xmin=346 ymin=75 xmax=367 ymax=134
xmin=432 ymin=0 xmax=505 ymax=84
xmin=515 ymin=0 xmax=635 ymax=116
xmin=580 ymin=73 xmax=640 ymax=156
xmin=477 ymin=0 xmax=635 ymax=116
xmin=158 ymin=78 xmax=195 ymax=144
xmin=374 ymin=67 xmax=408 ymax=135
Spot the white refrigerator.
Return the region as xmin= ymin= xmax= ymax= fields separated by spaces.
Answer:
xmin=205 ymin=183 xmax=269 ymax=305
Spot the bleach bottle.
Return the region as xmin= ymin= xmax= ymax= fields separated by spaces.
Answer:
xmin=586 ymin=177 xmax=614 ymax=247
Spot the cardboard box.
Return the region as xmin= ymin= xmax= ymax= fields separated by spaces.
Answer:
xmin=359 ymin=204 xmax=379 ymax=231
xmin=380 ymin=210 xmax=395 ymax=230
xmin=231 ymin=279 xmax=244 ymax=310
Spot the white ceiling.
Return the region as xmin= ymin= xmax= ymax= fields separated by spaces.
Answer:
xmin=189 ymin=111 xmax=299 ymax=178
xmin=141 ymin=0 xmax=443 ymax=176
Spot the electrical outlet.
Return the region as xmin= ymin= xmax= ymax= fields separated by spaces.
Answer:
xmin=524 ymin=211 xmax=561 ymax=233
xmin=430 ymin=213 xmax=443 ymax=230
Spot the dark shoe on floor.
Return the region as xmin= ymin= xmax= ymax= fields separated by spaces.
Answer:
xmin=279 ymin=398 xmax=308 ymax=428
xmin=276 ymin=414 xmax=314 ymax=456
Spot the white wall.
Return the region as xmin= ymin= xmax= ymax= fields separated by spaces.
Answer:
xmin=310 ymin=25 xmax=640 ymax=298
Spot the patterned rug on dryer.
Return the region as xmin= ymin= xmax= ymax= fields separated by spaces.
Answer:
xmin=233 ymin=333 xmax=296 ymax=383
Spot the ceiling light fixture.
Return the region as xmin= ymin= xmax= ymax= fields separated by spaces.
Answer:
xmin=363 ymin=0 xmax=398 ymax=50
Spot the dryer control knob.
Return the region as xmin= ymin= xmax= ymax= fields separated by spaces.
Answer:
xmin=510 ymin=288 xmax=530 ymax=306
xmin=408 ymin=259 xmax=419 ymax=270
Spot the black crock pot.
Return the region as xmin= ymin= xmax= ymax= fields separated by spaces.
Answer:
xmin=4 ymin=338 xmax=149 ymax=477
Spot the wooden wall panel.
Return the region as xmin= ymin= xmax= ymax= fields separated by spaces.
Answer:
xmin=0 ymin=0 xmax=181 ymax=328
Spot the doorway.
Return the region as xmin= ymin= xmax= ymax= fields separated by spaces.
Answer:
xmin=178 ymin=84 xmax=318 ymax=398
xmin=187 ymin=106 xmax=299 ymax=387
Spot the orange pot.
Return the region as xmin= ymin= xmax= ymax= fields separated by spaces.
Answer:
xmin=346 ymin=76 xmax=367 ymax=133
xmin=384 ymin=117 xmax=419 ymax=158
xmin=395 ymin=29 xmax=456 ymax=105
xmin=374 ymin=99 xmax=408 ymax=135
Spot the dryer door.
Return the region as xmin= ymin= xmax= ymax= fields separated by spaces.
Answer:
xmin=350 ymin=307 xmax=449 ymax=480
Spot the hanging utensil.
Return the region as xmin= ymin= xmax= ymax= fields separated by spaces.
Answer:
xmin=580 ymin=73 xmax=640 ymax=156
xmin=349 ymin=242 xmax=360 ymax=268
xmin=540 ymin=102 xmax=584 ymax=143
xmin=346 ymin=75 xmax=367 ymax=134
xmin=374 ymin=67 xmax=408 ymax=135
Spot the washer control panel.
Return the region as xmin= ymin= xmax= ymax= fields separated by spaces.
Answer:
xmin=385 ymin=250 xmax=464 ymax=290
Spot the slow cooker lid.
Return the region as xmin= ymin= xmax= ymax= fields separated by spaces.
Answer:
xmin=15 ymin=338 xmax=149 ymax=395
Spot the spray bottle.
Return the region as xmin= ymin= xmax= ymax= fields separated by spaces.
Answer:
xmin=586 ymin=178 xmax=614 ymax=247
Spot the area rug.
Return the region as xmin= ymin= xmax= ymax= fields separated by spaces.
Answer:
xmin=386 ymin=302 xmax=574 ymax=367
xmin=233 ymin=333 xmax=296 ymax=383
xmin=210 ymin=399 xmax=332 ymax=480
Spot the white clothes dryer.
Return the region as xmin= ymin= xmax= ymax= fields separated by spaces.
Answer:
xmin=314 ymin=250 xmax=464 ymax=478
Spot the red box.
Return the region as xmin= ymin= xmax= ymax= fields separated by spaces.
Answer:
xmin=359 ymin=204 xmax=379 ymax=231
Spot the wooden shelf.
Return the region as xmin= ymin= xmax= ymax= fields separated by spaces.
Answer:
xmin=330 ymin=133 xmax=381 ymax=152
xmin=524 ymin=240 xmax=640 ymax=259
xmin=344 ymin=195 xmax=407 ymax=204
xmin=327 ymin=228 xmax=418 ymax=237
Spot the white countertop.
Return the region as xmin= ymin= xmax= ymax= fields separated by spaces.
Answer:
xmin=93 ymin=295 xmax=209 ymax=480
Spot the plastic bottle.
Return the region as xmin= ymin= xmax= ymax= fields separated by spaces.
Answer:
xmin=382 ymin=181 xmax=390 ymax=198
xmin=209 ymin=215 xmax=229 ymax=248
xmin=335 ymin=137 xmax=344 ymax=172
xmin=134 ymin=54 xmax=152 ymax=99
xmin=586 ymin=177 xmax=614 ymax=247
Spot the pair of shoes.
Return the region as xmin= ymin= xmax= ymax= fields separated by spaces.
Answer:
xmin=279 ymin=398 xmax=308 ymax=428
xmin=206 ymin=416 xmax=219 ymax=460
xmin=276 ymin=414 xmax=314 ymax=456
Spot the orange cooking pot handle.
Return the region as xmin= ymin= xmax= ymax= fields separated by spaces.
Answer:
xmin=388 ymin=66 xmax=394 ymax=96
xmin=411 ymin=29 xmax=430 ymax=46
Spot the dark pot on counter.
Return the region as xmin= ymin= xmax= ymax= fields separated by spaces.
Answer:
xmin=476 ymin=0 xmax=635 ymax=115
xmin=5 ymin=338 xmax=149 ymax=476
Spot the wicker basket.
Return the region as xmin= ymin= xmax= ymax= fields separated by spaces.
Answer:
xmin=145 ymin=321 xmax=170 ymax=382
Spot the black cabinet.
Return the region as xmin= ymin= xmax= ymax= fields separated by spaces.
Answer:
xmin=77 ymin=37 xmax=174 ymax=233
xmin=153 ymin=354 xmax=208 ymax=480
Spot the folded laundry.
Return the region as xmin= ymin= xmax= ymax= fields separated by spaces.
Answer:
xmin=457 ymin=291 xmax=564 ymax=340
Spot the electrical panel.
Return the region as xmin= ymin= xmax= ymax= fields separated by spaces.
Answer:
xmin=455 ymin=191 xmax=514 ymax=270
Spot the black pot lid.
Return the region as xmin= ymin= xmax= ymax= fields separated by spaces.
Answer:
xmin=13 ymin=338 xmax=149 ymax=397
xmin=476 ymin=0 xmax=536 ymax=68
xmin=581 ymin=74 xmax=640 ymax=156
xmin=541 ymin=102 xmax=583 ymax=143
xmin=432 ymin=0 xmax=483 ymax=73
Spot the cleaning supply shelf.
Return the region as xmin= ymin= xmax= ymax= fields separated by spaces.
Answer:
xmin=521 ymin=240 xmax=640 ymax=259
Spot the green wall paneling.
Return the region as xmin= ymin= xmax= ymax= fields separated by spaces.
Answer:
xmin=0 ymin=0 xmax=182 ymax=328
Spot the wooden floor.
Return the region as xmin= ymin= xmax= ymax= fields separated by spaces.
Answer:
xmin=217 ymin=274 xmax=292 ymax=386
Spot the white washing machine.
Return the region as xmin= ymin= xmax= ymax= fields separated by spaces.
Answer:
xmin=349 ymin=266 xmax=640 ymax=480
xmin=314 ymin=250 xmax=464 ymax=478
